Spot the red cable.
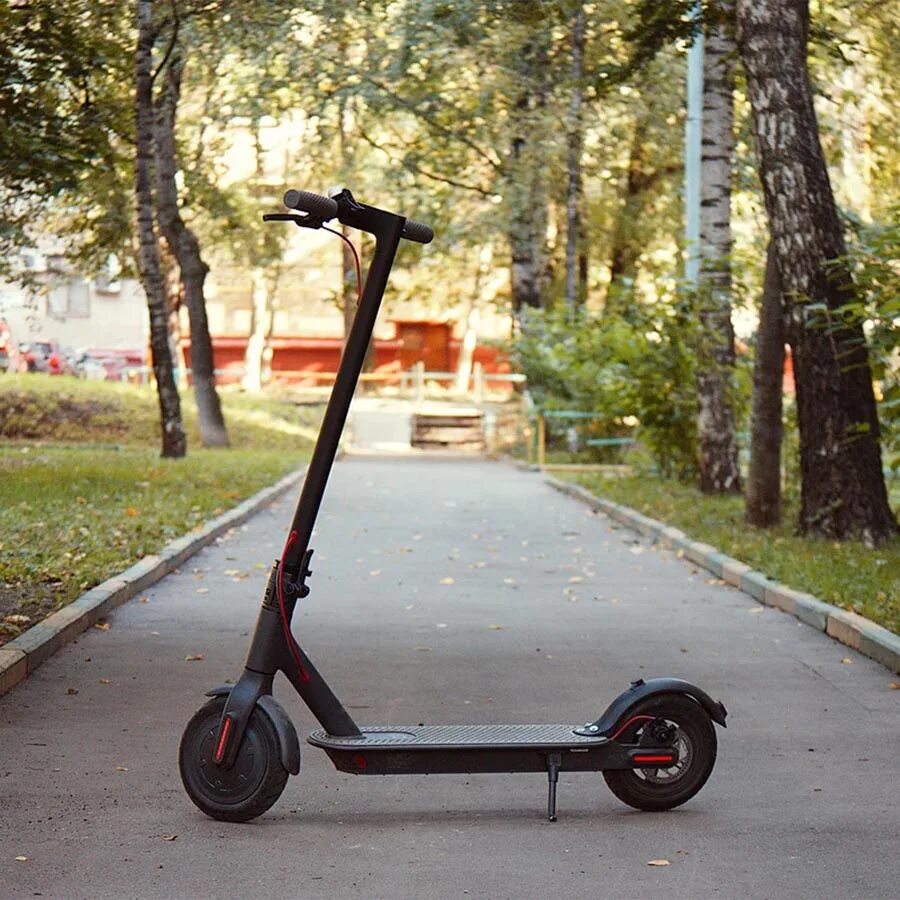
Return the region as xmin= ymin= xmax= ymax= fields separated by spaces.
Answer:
xmin=277 ymin=530 xmax=310 ymax=683
xmin=610 ymin=714 xmax=655 ymax=742
xmin=323 ymin=225 xmax=362 ymax=303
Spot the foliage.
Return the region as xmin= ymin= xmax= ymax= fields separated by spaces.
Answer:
xmin=565 ymin=470 xmax=899 ymax=635
xmin=0 ymin=1 xmax=131 ymax=276
xmin=511 ymin=287 xmax=709 ymax=480
xmin=840 ymin=208 xmax=900 ymax=477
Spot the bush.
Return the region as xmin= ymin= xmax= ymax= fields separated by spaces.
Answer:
xmin=511 ymin=289 xmax=704 ymax=480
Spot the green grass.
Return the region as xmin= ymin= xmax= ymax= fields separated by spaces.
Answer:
xmin=564 ymin=472 xmax=900 ymax=636
xmin=0 ymin=375 xmax=321 ymax=640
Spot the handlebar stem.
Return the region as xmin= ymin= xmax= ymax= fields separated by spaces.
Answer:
xmin=280 ymin=193 xmax=406 ymax=576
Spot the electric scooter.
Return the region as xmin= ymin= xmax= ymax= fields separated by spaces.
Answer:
xmin=178 ymin=187 xmax=727 ymax=823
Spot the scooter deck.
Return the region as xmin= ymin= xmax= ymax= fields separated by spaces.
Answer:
xmin=307 ymin=724 xmax=669 ymax=776
xmin=309 ymin=723 xmax=605 ymax=751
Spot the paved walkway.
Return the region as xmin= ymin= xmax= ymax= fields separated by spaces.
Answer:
xmin=1 ymin=457 xmax=898 ymax=899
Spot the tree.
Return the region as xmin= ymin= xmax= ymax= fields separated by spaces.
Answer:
xmin=564 ymin=2 xmax=587 ymax=314
xmin=736 ymin=0 xmax=897 ymax=543
xmin=696 ymin=0 xmax=741 ymax=493
xmin=745 ymin=242 xmax=785 ymax=527
xmin=136 ymin=0 xmax=187 ymax=458
xmin=0 ymin=1 xmax=129 ymax=278
xmin=153 ymin=36 xmax=229 ymax=447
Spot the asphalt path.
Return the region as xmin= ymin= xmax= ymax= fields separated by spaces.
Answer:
xmin=2 ymin=457 xmax=898 ymax=900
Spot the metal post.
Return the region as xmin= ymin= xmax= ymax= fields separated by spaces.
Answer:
xmin=537 ymin=414 xmax=546 ymax=469
xmin=415 ymin=361 xmax=425 ymax=402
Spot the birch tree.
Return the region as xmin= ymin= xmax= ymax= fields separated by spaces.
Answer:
xmin=736 ymin=0 xmax=897 ymax=543
xmin=696 ymin=0 xmax=741 ymax=493
xmin=154 ymin=39 xmax=229 ymax=447
xmin=136 ymin=0 xmax=186 ymax=458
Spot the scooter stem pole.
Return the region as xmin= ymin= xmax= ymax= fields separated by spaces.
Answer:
xmin=282 ymin=207 xmax=406 ymax=575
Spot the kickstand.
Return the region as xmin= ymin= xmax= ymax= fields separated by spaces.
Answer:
xmin=546 ymin=753 xmax=562 ymax=822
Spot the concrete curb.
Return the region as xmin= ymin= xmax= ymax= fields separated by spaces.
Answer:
xmin=0 ymin=467 xmax=306 ymax=697
xmin=545 ymin=474 xmax=900 ymax=675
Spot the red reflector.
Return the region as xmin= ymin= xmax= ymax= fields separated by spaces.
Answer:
xmin=352 ymin=753 xmax=367 ymax=772
xmin=214 ymin=715 xmax=234 ymax=764
xmin=632 ymin=754 xmax=675 ymax=765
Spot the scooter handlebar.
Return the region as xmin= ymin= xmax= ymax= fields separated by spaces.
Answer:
xmin=283 ymin=189 xmax=339 ymax=219
xmin=282 ymin=188 xmax=433 ymax=243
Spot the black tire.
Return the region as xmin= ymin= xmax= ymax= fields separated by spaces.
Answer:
xmin=603 ymin=693 xmax=717 ymax=812
xmin=179 ymin=697 xmax=289 ymax=822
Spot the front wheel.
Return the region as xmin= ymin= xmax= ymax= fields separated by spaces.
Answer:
xmin=604 ymin=693 xmax=717 ymax=812
xmin=179 ymin=696 xmax=289 ymax=822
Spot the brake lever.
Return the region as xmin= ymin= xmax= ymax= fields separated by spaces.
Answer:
xmin=262 ymin=213 xmax=325 ymax=229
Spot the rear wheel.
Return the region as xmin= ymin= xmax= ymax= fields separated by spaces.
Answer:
xmin=179 ymin=696 xmax=289 ymax=822
xmin=604 ymin=694 xmax=717 ymax=811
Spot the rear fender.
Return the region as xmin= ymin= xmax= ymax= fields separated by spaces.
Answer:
xmin=576 ymin=678 xmax=727 ymax=737
xmin=205 ymin=685 xmax=301 ymax=775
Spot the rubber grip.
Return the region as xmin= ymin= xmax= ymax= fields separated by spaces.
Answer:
xmin=402 ymin=218 xmax=434 ymax=244
xmin=283 ymin=189 xmax=339 ymax=219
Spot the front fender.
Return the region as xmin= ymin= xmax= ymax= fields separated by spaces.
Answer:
xmin=578 ymin=678 xmax=727 ymax=737
xmin=204 ymin=685 xmax=301 ymax=775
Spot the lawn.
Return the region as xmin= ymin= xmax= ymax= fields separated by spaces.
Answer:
xmin=564 ymin=472 xmax=900 ymax=636
xmin=0 ymin=375 xmax=321 ymax=641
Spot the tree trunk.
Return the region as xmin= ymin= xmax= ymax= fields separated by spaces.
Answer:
xmin=564 ymin=3 xmax=586 ymax=314
xmin=696 ymin=0 xmax=741 ymax=493
xmin=746 ymin=241 xmax=785 ymax=527
xmin=737 ymin=0 xmax=897 ymax=543
xmin=154 ymin=43 xmax=229 ymax=447
xmin=507 ymin=34 xmax=551 ymax=316
xmin=243 ymin=267 xmax=276 ymax=393
xmin=135 ymin=0 xmax=185 ymax=459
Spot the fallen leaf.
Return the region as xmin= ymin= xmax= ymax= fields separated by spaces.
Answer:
xmin=160 ymin=835 xmax=178 ymax=842
xmin=94 ymin=622 xmax=111 ymax=631
xmin=116 ymin=766 xmax=128 ymax=772
xmin=647 ymin=859 xmax=670 ymax=867
xmin=66 ymin=688 xmax=78 ymax=695
xmin=139 ymin=596 xmax=150 ymax=603
xmin=3 ymin=614 xmax=30 ymax=626
xmin=184 ymin=654 xmax=205 ymax=662
xmin=99 ymin=678 xmax=111 ymax=685
xmin=889 ymin=682 xmax=900 ymax=690
xmin=440 ymin=577 xmax=455 ymax=585
xmin=841 ymin=658 xmax=852 ymax=665
xmin=124 ymin=507 xmax=139 ymax=517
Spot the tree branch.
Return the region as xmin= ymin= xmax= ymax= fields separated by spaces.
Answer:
xmin=356 ymin=125 xmax=495 ymax=197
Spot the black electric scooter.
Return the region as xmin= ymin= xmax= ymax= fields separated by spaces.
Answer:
xmin=178 ymin=187 xmax=727 ymax=823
